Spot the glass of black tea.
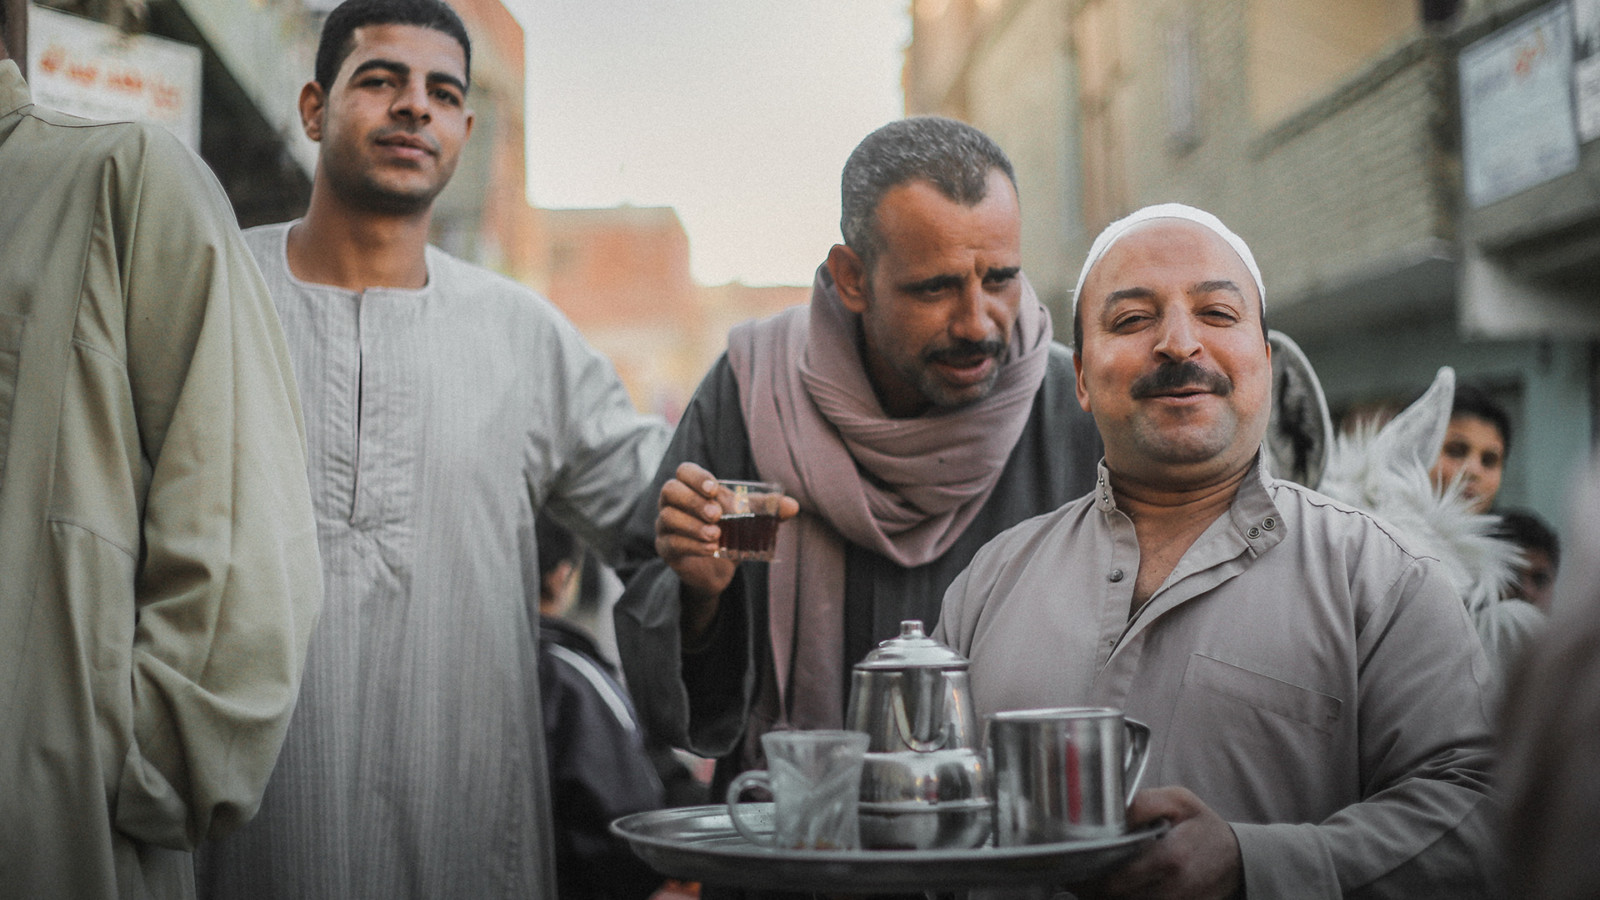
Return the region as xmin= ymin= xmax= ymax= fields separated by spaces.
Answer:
xmin=712 ymin=479 xmax=784 ymax=562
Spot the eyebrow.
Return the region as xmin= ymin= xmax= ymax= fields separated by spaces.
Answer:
xmin=1101 ymin=280 xmax=1245 ymax=307
xmin=1192 ymin=279 xmax=1245 ymax=298
xmin=900 ymin=273 xmax=964 ymax=293
xmin=349 ymin=58 xmax=468 ymax=96
xmin=899 ymin=266 xmax=1019 ymax=294
xmin=1103 ymin=286 xmax=1157 ymax=306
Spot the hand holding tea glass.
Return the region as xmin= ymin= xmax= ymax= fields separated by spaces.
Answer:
xmin=655 ymin=462 xmax=800 ymax=641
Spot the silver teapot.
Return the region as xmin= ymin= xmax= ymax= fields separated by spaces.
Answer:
xmin=844 ymin=620 xmax=992 ymax=849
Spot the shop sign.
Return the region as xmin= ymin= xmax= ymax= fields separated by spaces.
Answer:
xmin=1574 ymin=0 xmax=1600 ymax=139
xmin=1460 ymin=2 xmax=1578 ymax=207
xmin=26 ymin=6 xmax=203 ymax=152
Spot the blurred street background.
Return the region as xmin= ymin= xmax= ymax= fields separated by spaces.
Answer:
xmin=6 ymin=0 xmax=1596 ymax=532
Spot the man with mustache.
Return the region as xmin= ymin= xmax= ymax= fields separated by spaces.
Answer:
xmin=936 ymin=204 xmax=1496 ymax=898
xmin=614 ymin=118 xmax=1103 ymax=828
xmin=195 ymin=1 xmax=668 ymax=897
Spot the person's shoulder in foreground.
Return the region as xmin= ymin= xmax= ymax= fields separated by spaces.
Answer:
xmin=1 ymin=34 xmax=321 ymax=900
xmin=1499 ymin=466 xmax=1600 ymax=900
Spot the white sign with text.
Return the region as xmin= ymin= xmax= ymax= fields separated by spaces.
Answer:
xmin=27 ymin=6 xmax=202 ymax=151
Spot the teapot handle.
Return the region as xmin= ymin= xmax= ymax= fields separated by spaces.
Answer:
xmin=891 ymin=686 xmax=946 ymax=752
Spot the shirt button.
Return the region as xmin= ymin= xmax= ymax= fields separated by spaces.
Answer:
xmin=1263 ymin=517 xmax=1277 ymax=531
xmin=1247 ymin=526 xmax=1261 ymax=539
xmin=1109 ymin=569 xmax=1125 ymax=583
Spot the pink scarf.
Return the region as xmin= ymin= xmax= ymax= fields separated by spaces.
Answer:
xmin=726 ymin=265 xmax=1051 ymax=736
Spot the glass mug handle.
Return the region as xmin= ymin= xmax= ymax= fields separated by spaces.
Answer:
xmin=1122 ymin=717 xmax=1152 ymax=808
xmin=725 ymin=769 xmax=774 ymax=847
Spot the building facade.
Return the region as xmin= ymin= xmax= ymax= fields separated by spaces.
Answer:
xmin=542 ymin=205 xmax=807 ymax=420
xmin=906 ymin=0 xmax=1600 ymax=528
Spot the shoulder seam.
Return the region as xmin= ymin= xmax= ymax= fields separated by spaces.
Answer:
xmin=1271 ymin=479 xmax=1441 ymax=565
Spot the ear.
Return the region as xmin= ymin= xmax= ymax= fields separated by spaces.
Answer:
xmin=1073 ymin=346 xmax=1093 ymax=413
xmin=826 ymin=243 xmax=871 ymax=314
xmin=464 ymin=108 xmax=476 ymax=141
xmin=1373 ymin=366 xmax=1455 ymax=472
xmin=1264 ymin=330 xmax=1329 ymax=488
xmin=298 ymin=81 xmax=327 ymax=142
xmin=539 ymin=560 xmax=577 ymax=612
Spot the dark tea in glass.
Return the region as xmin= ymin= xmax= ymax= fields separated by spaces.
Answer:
xmin=713 ymin=479 xmax=783 ymax=562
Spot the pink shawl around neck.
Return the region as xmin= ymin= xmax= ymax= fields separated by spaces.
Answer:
xmin=726 ymin=264 xmax=1052 ymax=733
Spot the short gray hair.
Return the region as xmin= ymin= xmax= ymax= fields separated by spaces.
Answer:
xmin=840 ymin=116 xmax=1017 ymax=271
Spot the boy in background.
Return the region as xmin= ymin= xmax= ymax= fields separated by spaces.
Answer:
xmin=539 ymin=513 xmax=692 ymax=900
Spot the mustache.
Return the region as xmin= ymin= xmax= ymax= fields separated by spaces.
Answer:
xmin=924 ymin=338 xmax=1006 ymax=366
xmin=1130 ymin=361 xmax=1233 ymax=399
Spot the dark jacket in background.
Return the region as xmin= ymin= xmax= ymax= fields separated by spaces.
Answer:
xmin=540 ymin=615 xmax=681 ymax=900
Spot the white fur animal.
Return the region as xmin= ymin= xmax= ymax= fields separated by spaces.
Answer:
xmin=1266 ymin=337 xmax=1517 ymax=617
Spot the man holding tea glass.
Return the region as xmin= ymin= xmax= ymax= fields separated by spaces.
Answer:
xmin=936 ymin=205 xmax=1497 ymax=898
xmin=614 ymin=117 xmax=1103 ymax=798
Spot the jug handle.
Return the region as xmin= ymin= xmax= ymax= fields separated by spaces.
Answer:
xmin=891 ymin=688 xmax=946 ymax=752
xmin=1122 ymin=717 xmax=1152 ymax=807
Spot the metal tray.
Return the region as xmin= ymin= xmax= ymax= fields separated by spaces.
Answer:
xmin=610 ymin=804 xmax=1167 ymax=892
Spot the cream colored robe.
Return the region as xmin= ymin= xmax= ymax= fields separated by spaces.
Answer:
xmin=0 ymin=61 xmax=322 ymax=898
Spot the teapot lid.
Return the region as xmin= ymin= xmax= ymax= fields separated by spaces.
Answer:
xmin=855 ymin=620 xmax=968 ymax=671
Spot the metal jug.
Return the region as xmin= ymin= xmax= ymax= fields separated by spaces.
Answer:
xmin=987 ymin=707 xmax=1152 ymax=845
xmin=844 ymin=620 xmax=992 ymax=849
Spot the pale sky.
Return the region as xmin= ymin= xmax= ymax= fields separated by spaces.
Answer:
xmin=509 ymin=2 xmax=910 ymax=287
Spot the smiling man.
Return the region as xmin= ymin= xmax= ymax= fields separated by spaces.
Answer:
xmin=935 ymin=204 xmax=1498 ymax=898
xmin=194 ymin=1 xmax=669 ymax=897
xmin=613 ymin=118 xmax=1103 ymax=846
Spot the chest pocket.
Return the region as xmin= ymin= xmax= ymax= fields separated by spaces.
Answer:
xmin=1183 ymin=652 xmax=1343 ymax=734
xmin=0 ymin=312 xmax=24 ymax=489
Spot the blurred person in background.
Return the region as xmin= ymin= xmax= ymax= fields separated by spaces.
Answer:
xmin=537 ymin=512 xmax=677 ymax=900
xmin=1427 ymin=383 xmax=1543 ymax=675
xmin=0 ymin=8 xmax=322 ymax=896
xmin=1496 ymin=508 xmax=1561 ymax=613
xmin=1498 ymin=470 xmax=1600 ymax=899
xmin=1430 ymin=383 xmax=1510 ymax=515
xmin=195 ymin=1 xmax=668 ymax=896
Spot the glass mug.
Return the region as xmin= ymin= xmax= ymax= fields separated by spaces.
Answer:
xmin=711 ymin=479 xmax=784 ymax=562
xmin=725 ymin=730 xmax=870 ymax=850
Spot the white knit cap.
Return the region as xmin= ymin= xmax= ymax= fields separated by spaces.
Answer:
xmin=1071 ymin=203 xmax=1264 ymax=317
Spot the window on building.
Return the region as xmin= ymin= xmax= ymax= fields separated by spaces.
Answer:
xmin=1247 ymin=0 xmax=1418 ymax=125
xmin=1166 ymin=16 xmax=1201 ymax=152
xmin=1073 ymin=0 xmax=1129 ymax=231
